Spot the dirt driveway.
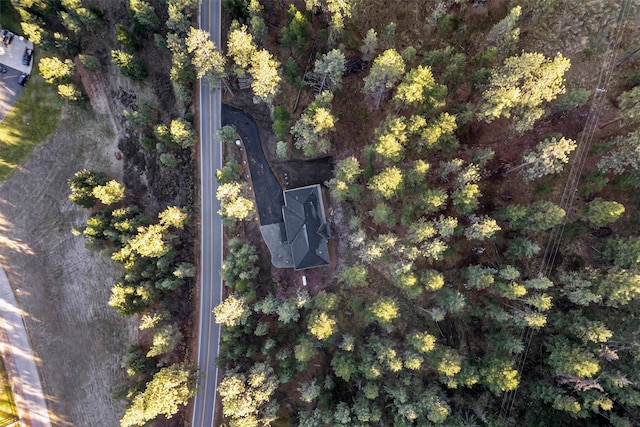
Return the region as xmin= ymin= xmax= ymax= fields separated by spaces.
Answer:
xmin=0 ymin=107 xmax=137 ymax=426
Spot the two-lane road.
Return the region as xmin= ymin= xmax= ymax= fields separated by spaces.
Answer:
xmin=192 ymin=0 xmax=223 ymax=426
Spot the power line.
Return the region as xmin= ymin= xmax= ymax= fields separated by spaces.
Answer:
xmin=500 ymin=0 xmax=634 ymax=419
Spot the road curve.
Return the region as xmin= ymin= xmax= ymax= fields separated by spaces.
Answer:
xmin=192 ymin=0 xmax=223 ymax=426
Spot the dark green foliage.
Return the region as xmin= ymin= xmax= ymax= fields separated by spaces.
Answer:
xmin=552 ymin=89 xmax=590 ymax=113
xmin=199 ymin=3 xmax=640 ymax=426
xmin=282 ymin=57 xmax=303 ymax=88
xmin=115 ymin=23 xmax=138 ymax=51
xmin=216 ymin=125 xmax=237 ymax=144
xmin=140 ymin=135 xmax=156 ymax=149
xmin=423 ymin=46 xmax=466 ymax=93
xmin=223 ymin=0 xmax=249 ymax=22
xmin=159 ymin=153 xmax=178 ymax=168
xmin=79 ymin=54 xmax=100 ymax=71
xmin=505 ymin=237 xmax=540 ymax=259
xmin=68 ymin=169 xmax=107 ymax=208
xmin=279 ymin=5 xmax=310 ymax=53
xmin=495 ymin=201 xmax=565 ymax=234
xmin=272 ymin=105 xmax=290 ymax=141
xmin=579 ymin=171 xmax=608 ymax=198
xmin=579 ymin=198 xmax=625 ymax=228
xmin=128 ymin=0 xmax=159 ymax=31
xmin=216 ymin=160 xmax=242 ymax=184
xmin=124 ymin=98 xmax=155 ymax=129
xmin=111 ymin=50 xmax=147 ymax=80
xmin=603 ymin=238 xmax=640 ymax=269
xmin=220 ymin=238 xmax=259 ymax=293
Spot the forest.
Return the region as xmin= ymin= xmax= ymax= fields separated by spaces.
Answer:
xmin=7 ymin=0 xmax=640 ymax=426
xmin=210 ymin=0 xmax=640 ymax=426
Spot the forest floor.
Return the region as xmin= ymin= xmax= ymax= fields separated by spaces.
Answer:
xmin=0 ymin=103 xmax=137 ymax=426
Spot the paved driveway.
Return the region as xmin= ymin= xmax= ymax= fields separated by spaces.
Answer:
xmin=222 ymin=104 xmax=284 ymax=225
xmin=0 ymin=65 xmax=25 ymax=123
xmin=0 ymin=34 xmax=34 ymax=123
xmin=0 ymin=36 xmax=34 ymax=74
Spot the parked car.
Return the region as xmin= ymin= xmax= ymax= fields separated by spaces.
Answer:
xmin=17 ymin=73 xmax=28 ymax=86
xmin=22 ymin=48 xmax=33 ymax=66
xmin=3 ymin=32 xmax=13 ymax=46
xmin=0 ymin=65 xmax=6 ymax=73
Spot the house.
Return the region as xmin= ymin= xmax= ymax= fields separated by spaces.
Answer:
xmin=282 ymin=184 xmax=330 ymax=270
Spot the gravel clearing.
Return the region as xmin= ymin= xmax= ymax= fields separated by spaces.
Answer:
xmin=0 ymin=106 xmax=138 ymax=426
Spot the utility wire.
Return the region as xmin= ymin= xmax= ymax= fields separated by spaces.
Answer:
xmin=500 ymin=0 xmax=634 ymax=419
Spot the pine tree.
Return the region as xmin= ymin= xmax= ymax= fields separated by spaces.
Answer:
xmin=394 ymin=65 xmax=446 ymax=109
xmin=579 ymin=198 xmax=625 ymax=228
xmin=186 ymin=28 xmax=228 ymax=89
xmin=368 ymin=166 xmax=403 ymax=199
xmin=362 ymin=49 xmax=406 ymax=108
xmin=290 ymin=91 xmax=336 ymax=156
xmin=120 ymin=364 xmax=197 ymax=427
xmin=249 ymin=49 xmax=281 ymax=105
xmin=486 ymin=6 xmax=521 ymax=59
xmin=360 ymin=28 xmax=378 ymax=62
xmin=517 ymin=136 xmax=577 ymax=181
xmin=308 ymin=49 xmax=345 ymax=93
xmin=478 ymin=52 xmax=570 ymax=133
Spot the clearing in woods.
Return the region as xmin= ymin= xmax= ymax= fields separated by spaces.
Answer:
xmin=0 ymin=106 xmax=137 ymax=426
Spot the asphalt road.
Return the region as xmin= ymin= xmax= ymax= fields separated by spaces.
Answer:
xmin=192 ymin=0 xmax=223 ymax=426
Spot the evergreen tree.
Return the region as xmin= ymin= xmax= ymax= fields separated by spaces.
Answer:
xmin=249 ymin=49 xmax=281 ymax=105
xmin=478 ymin=52 xmax=570 ymax=133
xmin=362 ymin=49 xmax=406 ymax=108
xmin=218 ymin=363 xmax=279 ymax=425
xmin=68 ymin=169 xmax=108 ymax=208
xmin=368 ymin=166 xmax=403 ymax=199
xmin=597 ymin=129 xmax=640 ymax=176
xmin=279 ymin=5 xmax=310 ymax=53
xmin=128 ymin=0 xmax=158 ymax=31
xmin=216 ymin=182 xmax=255 ymax=222
xmin=227 ymin=24 xmax=257 ymax=72
xmin=111 ymin=50 xmax=147 ymax=80
xmin=394 ymin=65 xmax=446 ymax=109
xmin=486 ymin=6 xmax=521 ymax=59
xmin=579 ymin=198 xmax=625 ymax=228
xmin=120 ymin=364 xmax=197 ymax=427
xmin=214 ymin=294 xmax=250 ymax=327
xmin=360 ymin=28 xmax=378 ymax=62
xmin=517 ymin=136 xmax=577 ymax=181
xmin=308 ymin=49 xmax=345 ymax=93
xmin=186 ymin=28 xmax=228 ymax=89
xmin=39 ymin=56 xmax=75 ymax=84
xmin=290 ymin=91 xmax=336 ymax=156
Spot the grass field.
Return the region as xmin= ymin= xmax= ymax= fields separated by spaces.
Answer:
xmin=0 ymin=1 xmax=62 ymax=181
xmin=0 ymin=357 xmax=18 ymax=427
xmin=0 ymin=60 xmax=62 ymax=180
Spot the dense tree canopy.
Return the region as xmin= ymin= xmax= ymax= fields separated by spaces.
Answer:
xmin=120 ymin=364 xmax=197 ymax=427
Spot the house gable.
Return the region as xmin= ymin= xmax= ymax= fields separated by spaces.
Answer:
xmin=281 ymin=184 xmax=330 ymax=270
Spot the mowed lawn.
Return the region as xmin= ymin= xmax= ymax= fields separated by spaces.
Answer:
xmin=0 ymin=357 xmax=17 ymax=426
xmin=0 ymin=60 xmax=62 ymax=181
xmin=0 ymin=0 xmax=62 ymax=181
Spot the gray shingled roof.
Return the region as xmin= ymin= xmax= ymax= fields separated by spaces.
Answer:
xmin=282 ymin=184 xmax=330 ymax=270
